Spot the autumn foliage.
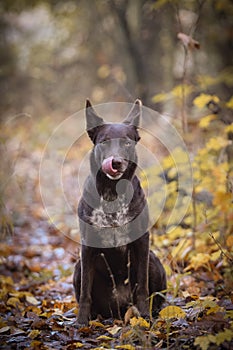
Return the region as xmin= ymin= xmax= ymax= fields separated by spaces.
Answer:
xmin=0 ymin=0 xmax=233 ymax=349
xmin=0 ymin=86 xmax=232 ymax=349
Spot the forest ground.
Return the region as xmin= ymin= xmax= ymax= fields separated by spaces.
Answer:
xmin=0 ymin=113 xmax=233 ymax=350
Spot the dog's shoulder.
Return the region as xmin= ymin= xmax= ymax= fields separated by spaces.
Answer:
xmin=78 ymin=175 xmax=99 ymax=218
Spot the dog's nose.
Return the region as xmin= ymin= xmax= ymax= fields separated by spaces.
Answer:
xmin=112 ymin=157 xmax=123 ymax=170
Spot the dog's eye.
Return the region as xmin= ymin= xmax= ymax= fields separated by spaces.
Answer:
xmin=125 ymin=140 xmax=131 ymax=146
xmin=101 ymin=140 xmax=108 ymax=145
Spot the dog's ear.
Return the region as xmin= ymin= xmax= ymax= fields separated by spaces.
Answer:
xmin=123 ymin=99 xmax=142 ymax=127
xmin=86 ymin=99 xmax=104 ymax=143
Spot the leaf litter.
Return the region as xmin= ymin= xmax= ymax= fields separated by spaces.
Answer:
xmin=0 ymin=116 xmax=233 ymax=349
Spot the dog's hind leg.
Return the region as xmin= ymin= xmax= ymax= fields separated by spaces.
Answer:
xmin=148 ymin=251 xmax=167 ymax=315
xmin=130 ymin=233 xmax=150 ymax=317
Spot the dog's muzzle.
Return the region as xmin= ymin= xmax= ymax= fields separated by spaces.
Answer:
xmin=102 ymin=156 xmax=127 ymax=180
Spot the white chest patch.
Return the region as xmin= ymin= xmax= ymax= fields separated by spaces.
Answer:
xmin=90 ymin=195 xmax=131 ymax=228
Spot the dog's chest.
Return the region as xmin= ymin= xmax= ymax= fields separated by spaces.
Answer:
xmin=90 ymin=195 xmax=131 ymax=228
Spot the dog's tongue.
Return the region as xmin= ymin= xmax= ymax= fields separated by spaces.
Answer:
xmin=102 ymin=156 xmax=118 ymax=176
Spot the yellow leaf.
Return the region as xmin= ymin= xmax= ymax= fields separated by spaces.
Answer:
xmin=225 ymin=124 xmax=233 ymax=133
xmin=72 ymin=343 xmax=84 ymax=348
xmin=97 ymin=64 xmax=110 ymax=79
xmin=172 ymin=147 xmax=190 ymax=165
xmin=215 ymin=329 xmax=233 ymax=345
xmin=226 ymin=96 xmax=233 ymax=109
xmin=171 ymin=237 xmax=192 ymax=260
xmin=120 ymin=329 xmax=133 ymax=340
xmin=89 ymin=320 xmax=105 ymax=328
xmin=151 ymin=92 xmax=169 ymax=103
xmin=166 ymin=181 xmax=177 ymax=195
xmin=163 ymin=263 xmax=172 ymax=277
xmin=226 ymin=235 xmax=233 ymax=248
xmin=28 ymin=329 xmax=40 ymax=339
xmin=199 ymin=114 xmax=216 ymax=128
xmin=196 ymin=75 xmax=219 ymax=89
xmin=193 ymin=93 xmax=220 ymax=109
xmin=0 ymin=276 xmax=14 ymax=286
xmin=210 ymin=250 xmax=222 ymax=261
xmin=197 ymin=333 xmax=227 ymax=350
xmin=115 ymin=345 xmax=135 ymax=350
xmin=206 ymin=303 xmax=222 ymax=315
xmin=162 ymin=155 xmax=175 ymax=170
xmin=206 ymin=137 xmax=229 ymax=151
xmin=159 ymin=305 xmax=186 ymax=320
xmin=6 ymin=297 xmax=21 ymax=308
xmin=31 ymin=340 xmax=43 ymax=347
xmin=130 ymin=316 xmax=150 ymax=329
xmin=185 ymin=253 xmax=211 ymax=271
xmin=167 ymin=167 xmax=177 ymax=179
xmin=168 ymin=226 xmax=184 ymax=241
xmin=213 ymin=191 xmax=232 ymax=210
xmin=172 ymin=84 xmax=194 ymax=99
xmin=97 ymin=335 xmax=113 ymax=341
xmin=194 ymin=336 xmax=210 ymax=350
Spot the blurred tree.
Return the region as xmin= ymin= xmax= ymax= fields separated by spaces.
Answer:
xmin=0 ymin=0 xmax=232 ymax=119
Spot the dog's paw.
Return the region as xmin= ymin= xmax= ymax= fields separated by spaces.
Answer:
xmin=136 ymin=301 xmax=150 ymax=319
xmin=74 ymin=316 xmax=89 ymax=328
xmin=74 ymin=322 xmax=88 ymax=329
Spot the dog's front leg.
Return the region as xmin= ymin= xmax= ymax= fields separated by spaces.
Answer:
xmin=77 ymin=246 xmax=95 ymax=326
xmin=132 ymin=234 xmax=150 ymax=317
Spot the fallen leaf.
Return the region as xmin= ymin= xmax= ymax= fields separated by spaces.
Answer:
xmin=171 ymin=84 xmax=194 ymax=99
xmin=193 ymin=94 xmax=220 ymax=109
xmin=89 ymin=320 xmax=105 ymax=328
xmin=30 ymin=340 xmax=43 ymax=347
xmin=124 ymin=305 xmax=140 ymax=324
xmin=130 ymin=316 xmax=150 ymax=329
xmin=26 ymin=295 xmax=40 ymax=306
xmin=199 ymin=114 xmax=216 ymax=128
xmin=194 ymin=335 xmax=211 ymax=350
xmin=96 ymin=335 xmax=113 ymax=341
xmin=225 ymin=124 xmax=233 ymax=133
xmin=107 ymin=324 xmax=122 ymax=335
xmin=215 ymin=329 xmax=233 ymax=345
xmin=184 ymin=253 xmax=211 ymax=271
xmin=6 ymin=297 xmax=22 ymax=308
xmin=11 ymin=327 xmax=25 ymax=335
xmin=0 ymin=326 xmax=10 ymax=334
xmin=69 ymin=343 xmax=84 ymax=348
xmin=152 ymin=92 xmax=169 ymax=103
xmin=226 ymin=235 xmax=233 ymax=248
xmin=226 ymin=96 xmax=233 ymax=109
xmin=78 ymin=326 xmax=92 ymax=334
xmin=159 ymin=306 xmax=186 ymax=320
xmin=28 ymin=329 xmax=41 ymax=339
xmin=115 ymin=345 xmax=135 ymax=350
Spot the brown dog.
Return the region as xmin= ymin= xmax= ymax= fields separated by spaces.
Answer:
xmin=73 ymin=100 xmax=166 ymax=325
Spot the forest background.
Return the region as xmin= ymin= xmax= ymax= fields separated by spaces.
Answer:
xmin=0 ymin=1 xmax=232 ymax=349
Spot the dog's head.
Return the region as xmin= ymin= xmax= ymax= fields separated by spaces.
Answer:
xmin=86 ymin=99 xmax=141 ymax=180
